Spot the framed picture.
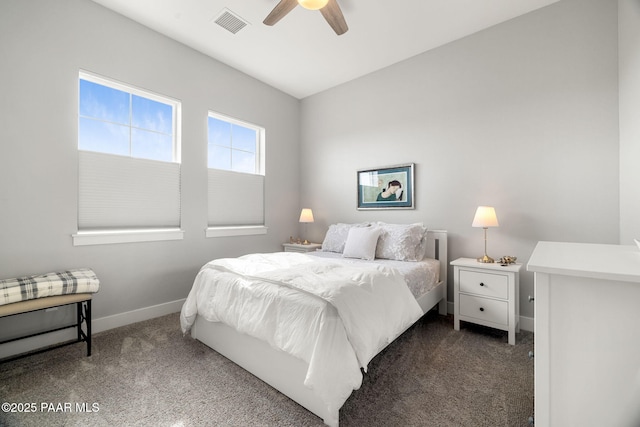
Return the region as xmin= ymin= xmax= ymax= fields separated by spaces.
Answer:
xmin=357 ymin=163 xmax=415 ymax=210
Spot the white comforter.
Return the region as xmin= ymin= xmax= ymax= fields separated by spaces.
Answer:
xmin=180 ymin=252 xmax=422 ymax=426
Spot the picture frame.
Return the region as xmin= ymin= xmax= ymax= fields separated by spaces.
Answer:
xmin=357 ymin=163 xmax=415 ymax=210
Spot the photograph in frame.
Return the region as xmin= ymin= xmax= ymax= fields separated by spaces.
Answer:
xmin=357 ymin=163 xmax=414 ymax=210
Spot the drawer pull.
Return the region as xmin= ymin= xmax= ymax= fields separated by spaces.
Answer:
xmin=528 ymin=351 xmax=534 ymax=359
xmin=479 ymin=307 xmax=485 ymax=312
xmin=528 ymin=295 xmax=534 ymax=303
xmin=479 ymin=282 xmax=485 ymax=287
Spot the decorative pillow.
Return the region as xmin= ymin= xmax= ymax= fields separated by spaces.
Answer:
xmin=375 ymin=222 xmax=427 ymax=261
xmin=321 ymin=223 xmax=369 ymax=253
xmin=342 ymin=226 xmax=382 ymax=261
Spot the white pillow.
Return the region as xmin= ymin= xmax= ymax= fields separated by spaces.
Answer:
xmin=375 ymin=222 xmax=427 ymax=261
xmin=321 ymin=223 xmax=369 ymax=253
xmin=342 ymin=227 xmax=381 ymax=260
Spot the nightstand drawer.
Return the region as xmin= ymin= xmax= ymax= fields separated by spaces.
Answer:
xmin=459 ymin=294 xmax=508 ymax=326
xmin=459 ymin=270 xmax=508 ymax=299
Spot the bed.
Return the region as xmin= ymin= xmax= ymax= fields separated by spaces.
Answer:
xmin=180 ymin=224 xmax=447 ymax=426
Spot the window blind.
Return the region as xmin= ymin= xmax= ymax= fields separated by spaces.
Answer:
xmin=79 ymin=151 xmax=181 ymax=229
xmin=208 ymin=168 xmax=264 ymax=226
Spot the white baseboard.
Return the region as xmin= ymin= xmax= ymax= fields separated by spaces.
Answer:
xmin=0 ymin=299 xmax=185 ymax=360
xmin=0 ymin=329 xmax=77 ymax=360
xmin=92 ymin=298 xmax=185 ymax=334
xmin=519 ymin=315 xmax=534 ymax=332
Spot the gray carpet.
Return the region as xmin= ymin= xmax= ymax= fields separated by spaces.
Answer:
xmin=0 ymin=311 xmax=533 ymax=427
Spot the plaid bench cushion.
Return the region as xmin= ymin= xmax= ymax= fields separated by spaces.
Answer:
xmin=0 ymin=269 xmax=99 ymax=306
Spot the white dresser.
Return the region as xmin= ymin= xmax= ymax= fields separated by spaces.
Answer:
xmin=527 ymin=241 xmax=640 ymax=427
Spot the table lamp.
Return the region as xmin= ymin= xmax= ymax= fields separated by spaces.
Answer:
xmin=299 ymin=208 xmax=314 ymax=244
xmin=472 ymin=206 xmax=499 ymax=263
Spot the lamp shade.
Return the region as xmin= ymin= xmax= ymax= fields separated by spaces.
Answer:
xmin=298 ymin=0 xmax=329 ymax=10
xmin=299 ymin=208 xmax=314 ymax=223
xmin=472 ymin=206 xmax=499 ymax=228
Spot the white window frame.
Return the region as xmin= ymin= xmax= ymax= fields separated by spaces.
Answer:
xmin=206 ymin=111 xmax=267 ymax=237
xmin=78 ymin=70 xmax=181 ymax=163
xmin=74 ymin=71 xmax=184 ymax=246
xmin=207 ymin=111 xmax=264 ymax=176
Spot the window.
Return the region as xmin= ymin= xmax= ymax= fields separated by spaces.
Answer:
xmin=206 ymin=112 xmax=266 ymax=236
xmin=79 ymin=73 xmax=179 ymax=162
xmin=74 ymin=71 xmax=183 ymax=246
xmin=208 ymin=114 xmax=261 ymax=174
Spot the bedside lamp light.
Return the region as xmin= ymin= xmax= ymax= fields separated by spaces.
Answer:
xmin=299 ymin=208 xmax=314 ymax=245
xmin=472 ymin=206 xmax=499 ymax=263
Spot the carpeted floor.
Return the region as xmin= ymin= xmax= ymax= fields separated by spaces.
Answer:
xmin=0 ymin=311 xmax=533 ymax=427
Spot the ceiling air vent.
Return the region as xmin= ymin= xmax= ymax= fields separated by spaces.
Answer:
xmin=213 ymin=8 xmax=249 ymax=34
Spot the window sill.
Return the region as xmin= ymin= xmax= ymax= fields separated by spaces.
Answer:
xmin=72 ymin=228 xmax=184 ymax=246
xmin=206 ymin=225 xmax=268 ymax=238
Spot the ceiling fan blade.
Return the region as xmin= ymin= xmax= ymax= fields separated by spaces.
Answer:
xmin=320 ymin=0 xmax=348 ymax=35
xmin=263 ymin=0 xmax=299 ymax=26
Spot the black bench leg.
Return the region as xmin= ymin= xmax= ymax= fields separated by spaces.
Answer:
xmin=76 ymin=300 xmax=92 ymax=357
xmin=76 ymin=301 xmax=82 ymax=343
xmin=86 ymin=300 xmax=91 ymax=356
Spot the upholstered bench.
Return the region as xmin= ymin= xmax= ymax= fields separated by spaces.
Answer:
xmin=0 ymin=269 xmax=99 ymax=363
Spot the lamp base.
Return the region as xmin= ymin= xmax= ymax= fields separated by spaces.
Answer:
xmin=477 ymin=254 xmax=495 ymax=263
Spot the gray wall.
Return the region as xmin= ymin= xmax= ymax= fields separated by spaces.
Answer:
xmin=299 ymin=0 xmax=620 ymax=319
xmin=0 ymin=0 xmax=631 ymax=345
xmin=0 ymin=0 xmax=300 ymax=341
xmin=619 ymin=0 xmax=640 ymax=244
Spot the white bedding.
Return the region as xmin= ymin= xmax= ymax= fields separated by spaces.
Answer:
xmin=307 ymin=251 xmax=440 ymax=298
xmin=180 ymin=252 xmax=424 ymax=426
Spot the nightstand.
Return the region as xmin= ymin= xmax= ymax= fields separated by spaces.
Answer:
xmin=282 ymin=243 xmax=322 ymax=253
xmin=451 ymin=257 xmax=522 ymax=345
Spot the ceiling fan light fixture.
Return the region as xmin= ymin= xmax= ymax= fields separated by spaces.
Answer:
xmin=297 ymin=0 xmax=329 ymax=11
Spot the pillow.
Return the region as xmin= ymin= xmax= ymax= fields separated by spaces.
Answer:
xmin=342 ymin=226 xmax=382 ymax=260
xmin=414 ymin=230 xmax=429 ymax=261
xmin=374 ymin=222 xmax=427 ymax=261
xmin=321 ymin=223 xmax=369 ymax=253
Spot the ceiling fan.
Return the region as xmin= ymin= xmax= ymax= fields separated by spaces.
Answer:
xmin=263 ymin=0 xmax=349 ymax=36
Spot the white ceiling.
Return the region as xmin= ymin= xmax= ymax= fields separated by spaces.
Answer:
xmin=91 ymin=0 xmax=559 ymax=99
